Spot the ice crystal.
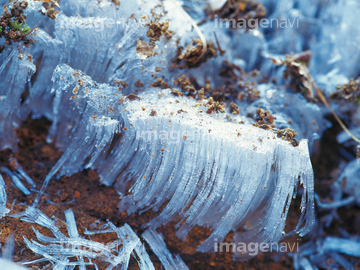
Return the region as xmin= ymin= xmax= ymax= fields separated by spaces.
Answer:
xmin=0 ymin=259 xmax=27 ymax=270
xmin=314 ymin=159 xmax=360 ymax=228
xmin=35 ymin=64 xmax=314 ymax=257
xmin=0 ymin=173 xmax=10 ymax=218
xmin=292 ymin=228 xmax=360 ymax=270
xmin=0 ymin=167 xmax=30 ymax=195
xmin=13 ymin=207 xmax=187 ymax=269
xmin=0 ymin=47 xmax=35 ymax=151
xmin=16 ymin=208 xmax=155 ymax=269
xmin=142 ymin=230 xmax=188 ymax=270
xmin=0 ymin=235 xmax=26 ymax=269
xmin=85 ymin=222 xmax=155 ymax=270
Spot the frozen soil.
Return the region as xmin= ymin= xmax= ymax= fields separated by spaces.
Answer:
xmin=0 ymin=116 xmax=359 ymax=269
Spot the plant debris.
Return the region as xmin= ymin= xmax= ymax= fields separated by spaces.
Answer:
xmin=252 ymin=108 xmax=299 ymax=146
xmin=277 ymin=128 xmax=298 ymax=146
xmin=134 ymin=80 xmax=145 ymax=88
xmin=171 ymin=88 xmax=183 ymax=97
xmin=114 ymin=80 xmax=129 ymax=90
xmin=0 ymin=0 xmax=35 ymax=46
xmin=237 ymin=81 xmax=260 ymax=103
xmin=110 ymin=0 xmax=120 ymax=5
xmin=172 ymin=39 xmax=218 ymax=69
xmin=150 ymin=78 xmax=170 ymax=89
xmin=203 ymin=61 xmax=260 ymax=103
xmin=35 ymin=0 xmax=60 ymax=19
xmin=252 ymin=108 xmax=275 ymax=130
xmin=270 ymin=51 xmax=360 ymax=144
xmin=331 ymin=77 xmax=360 ymax=103
xmin=270 ymin=51 xmax=314 ymax=100
xmin=229 ymin=101 xmax=240 ymax=115
xmin=206 ymin=97 xmax=225 ymax=114
xmin=146 ymin=20 xmax=174 ymax=45
xmin=174 ymin=75 xmax=197 ymax=95
xmin=126 ymin=94 xmax=140 ymax=101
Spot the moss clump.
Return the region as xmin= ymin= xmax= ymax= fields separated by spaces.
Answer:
xmin=10 ymin=20 xmax=30 ymax=33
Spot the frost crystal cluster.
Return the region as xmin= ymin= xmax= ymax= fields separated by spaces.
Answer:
xmin=0 ymin=0 xmax=317 ymax=262
xmin=2 ymin=0 xmax=360 ymax=267
xmin=11 ymin=207 xmax=184 ymax=269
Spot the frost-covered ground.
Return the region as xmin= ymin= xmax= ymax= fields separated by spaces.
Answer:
xmin=0 ymin=0 xmax=360 ymax=269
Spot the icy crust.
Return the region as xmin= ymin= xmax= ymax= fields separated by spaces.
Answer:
xmin=0 ymin=0 xmax=331 ymax=153
xmin=45 ymin=64 xmax=314 ymax=257
xmin=34 ymin=64 xmax=121 ymax=193
xmin=112 ymin=89 xmax=315 ymax=255
xmin=18 ymin=0 xmax=189 ymax=121
xmin=20 ymin=30 xmax=62 ymax=120
xmin=1 ymin=0 xmax=358 ymax=154
xmin=0 ymin=47 xmax=36 ymax=151
xmin=53 ymin=14 xmax=148 ymax=84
